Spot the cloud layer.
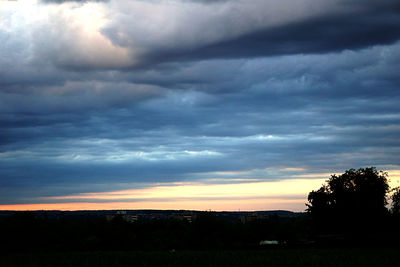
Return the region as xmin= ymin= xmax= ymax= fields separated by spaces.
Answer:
xmin=1 ymin=0 xmax=400 ymax=209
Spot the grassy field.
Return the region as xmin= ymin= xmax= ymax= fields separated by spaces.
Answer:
xmin=1 ymin=248 xmax=400 ymax=267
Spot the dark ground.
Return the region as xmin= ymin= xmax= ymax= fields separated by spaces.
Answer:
xmin=2 ymin=248 xmax=400 ymax=267
xmin=1 ymin=210 xmax=400 ymax=267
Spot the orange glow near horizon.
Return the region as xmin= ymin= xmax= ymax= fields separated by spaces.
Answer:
xmin=388 ymin=170 xmax=400 ymax=188
xmin=0 ymin=198 xmax=307 ymax=212
xmin=42 ymin=178 xmax=328 ymax=201
xmin=1 ymin=170 xmax=399 ymax=212
xmin=0 ymin=177 xmax=328 ymax=212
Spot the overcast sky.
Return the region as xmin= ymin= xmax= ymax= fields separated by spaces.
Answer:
xmin=1 ymin=0 xmax=400 ymax=211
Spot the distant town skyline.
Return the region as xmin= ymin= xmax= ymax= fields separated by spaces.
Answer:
xmin=1 ymin=0 xmax=400 ymax=211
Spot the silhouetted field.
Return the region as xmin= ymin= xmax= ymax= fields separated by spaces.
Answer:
xmin=1 ymin=209 xmax=400 ymax=253
xmin=2 ymin=208 xmax=400 ymax=267
xmin=2 ymin=248 xmax=400 ymax=267
xmin=0 ymin=210 xmax=313 ymax=252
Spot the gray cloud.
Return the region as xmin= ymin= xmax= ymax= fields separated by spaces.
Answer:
xmin=7 ymin=0 xmax=397 ymax=70
xmin=41 ymin=0 xmax=108 ymax=3
xmin=0 ymin=0 xmax=400 ymax=205
xmin=96 ymin=0 xmax=399 ymax=68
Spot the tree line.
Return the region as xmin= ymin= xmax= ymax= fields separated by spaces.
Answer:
xmin=306 ymin=167 xmax=400 ymax=240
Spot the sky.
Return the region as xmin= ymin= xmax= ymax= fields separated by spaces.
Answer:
xmin=1 ymin=0 xmax=400 ymax=211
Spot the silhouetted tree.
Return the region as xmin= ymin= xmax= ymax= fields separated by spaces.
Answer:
xmin=306 ymin=167 xmax=390 ymax=233
xmin=391 ymin=187 xmax=400 ymax=214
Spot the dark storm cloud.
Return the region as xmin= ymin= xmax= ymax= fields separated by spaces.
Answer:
xmin=16 ymin=0 xmax=398 ymax=71
xmin=40 ymin=0 xmax=222 ymax=3
xmin=99 ymin=0 xmax=400 ymax=69
xmin=1 ymin=0 xmax=400 ymax=205
xmin=189 ymin=11 xmax=400 ymax=60
xmin=1 ymin=43 xmax=399 ymax=149
xmin=41 ymin=0 xmax=108 ymax=3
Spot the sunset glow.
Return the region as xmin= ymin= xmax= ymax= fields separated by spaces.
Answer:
xmin=1 ymin=170 xmax=399 ymax=211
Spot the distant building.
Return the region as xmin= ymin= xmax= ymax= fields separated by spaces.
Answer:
xmin=240 ymin=213 xmax=258 ymax=224
xmin=183 ymin=214 xmax=193 ymax=223
xmin=123 ymin=215 xmax=138 ymax=223
xmin=105 ymin=211 xmax=138 ymax=223
xmin=116 ymin=210 xmax=127 ymax=215
xmin=259 ymin=240 xmax=279 ymax=245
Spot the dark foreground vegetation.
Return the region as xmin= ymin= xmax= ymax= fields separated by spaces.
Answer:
xmin=2 ymin=248 xmax=400 ymax=267
xmin=0 ymin=210 xmax=311 ymax=252
xmin=306 ymin=167 xmax=400 ymax=242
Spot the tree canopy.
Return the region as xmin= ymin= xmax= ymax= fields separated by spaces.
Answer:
xmin=306 ymin=167 xmax=390 ymax=231
xmin=392 ymin=187 xmax=400 ymax=215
